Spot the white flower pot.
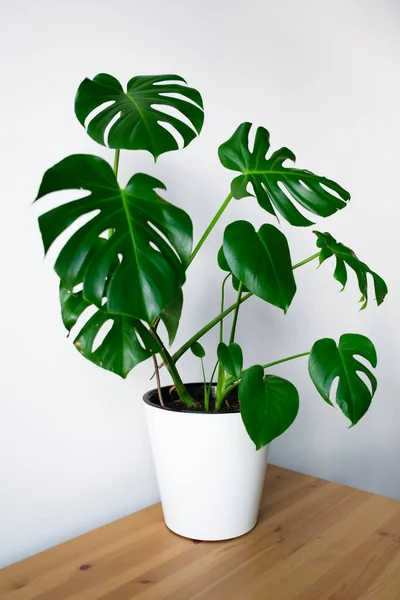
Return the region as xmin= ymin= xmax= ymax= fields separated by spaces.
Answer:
xmin=143 ymin=384 xmax=269 ymax=541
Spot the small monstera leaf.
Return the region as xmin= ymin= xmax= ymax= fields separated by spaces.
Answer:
xmin=36 ymin=154 xmax=192 ymax=324
xmin=223 ymin=221 xmax=296 ymax=312
xmin=239 ymin=366 xmax=300 ymax=449
xmin=75 ymin=73 xmax=204 ymax=159
xmin=218 ymin=122 xmax=350 ymax=227
xmin=217 ymin=342 xmax=243 ymax=379
xmin=314 ymin=231 xmax=388 ymax=309
xmin=309 ymin=334 xmax=378 ymax=425
xmin=60 ymin=282 xmax=159 ymax=378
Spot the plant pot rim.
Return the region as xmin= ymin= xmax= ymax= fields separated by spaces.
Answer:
xmin=143 ymin=382 xmax=240 ymax=414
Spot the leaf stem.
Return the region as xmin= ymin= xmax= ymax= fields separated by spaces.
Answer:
xmin=173 ymin=251 xmax=320 ymax=364
xmin=293 ymin=251 xmax=320 ymax=270
xmin=229 ymin=282 xmax=243 ymax=344
xmin=187 ymin=193 xmax=233 ymax=267
xmin=220 ymin=274 xmax=231 ymax=343
xmin=149 ymin=328 xmax=195 ymax=408
xmin=261 ymin=351 xmax=310 ymax=369
xmin=200 ymin=358 xmax=209 ymax=411
xmin=113 ymin=149 xmax=121 ymax=176
xmin=172 ymin=292 xmax=253 ymax=364
xmin=152 ymin=356 xmax=165 ymax=407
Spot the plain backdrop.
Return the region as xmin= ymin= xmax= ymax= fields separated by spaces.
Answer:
xmin=0 ymin=0 xmax=399 ymax=568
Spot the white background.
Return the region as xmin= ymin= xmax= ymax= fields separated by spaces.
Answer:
xmin=1 ymin=0 xmax=399 ymax=568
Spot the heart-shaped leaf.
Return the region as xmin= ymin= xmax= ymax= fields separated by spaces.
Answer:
xmin=218 ymin=123 xmax=350 ymax=227
xmin=239 ymin=366 xmax=299 ymax=449
xmin=314 ymin=231 xmax=388 ymax=309
xmin=191 ymin=341 xmax=206 ymax=358
xmin=158 ymin=291 xmax=183 ymax=346
xmin=217 ymin=342 xmax=243 ymax=379
xmin=60 ymin=283 xmax=159 ymax=378
xmin=308 ymin=334 xmax=377 ymax=425
xmin=36 ymin=154 xmax=192 ymax=324
xmin=223 ymin=221 xmax=296 ymax=312
xmin=75 ymin=73 xmax=204 ymax=159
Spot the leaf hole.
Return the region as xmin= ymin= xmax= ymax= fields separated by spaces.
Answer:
xmin=319 ymin=182 xmax=343 ymax=200
xmin=356 ymin=370 xmax=374 ymax=395
xmin=92 ymin=319 xmax=113 ymax=352
xmin=104 ymin=111 xmax=121 ymax=147
xmin=84 ymin=101 xmax=115 ymax=130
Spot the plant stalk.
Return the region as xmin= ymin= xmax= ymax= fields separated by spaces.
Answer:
xmin=173 ymin=292 xmax=253 ymax=364
xmin=219 ymin=351 xmax=311 ymax=400
xmin=152 ymin=356 xmax=165 ymax=407
xmin=174 ymin=251 xmax=320 ymax=364
xmin=229 ymin=282 xmax=243 ymax=344
xmin=109 ymin=149 xmax=121 ymax=239
xmin=149 ymin=328 xmax=195 ymax=408
xmin=187 ymin=193 xmax=233 ymax=267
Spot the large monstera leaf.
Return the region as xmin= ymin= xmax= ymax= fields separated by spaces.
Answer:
xmin=60 ymin=282 xmax=159 ymax=378
xmin=223 ymin=221 xmax=296 ymax=312
xmin=314 ymin=231 xmax=388 ymax=309
xmin=36 ymin=154 xmax=193 ymax=323
xmin=218 ymin=122 xmax=350 ymax=227
xmin=75 ymin=73 xmax=204 ymax=159
xmin=239 ymin=366 xmax=300 ymax=449
xmin=309 ymin=334 xmax=377 ymax=425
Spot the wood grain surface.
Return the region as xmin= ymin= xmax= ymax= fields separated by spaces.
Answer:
xmin=1 ymin=465 xmax=400 ymax=600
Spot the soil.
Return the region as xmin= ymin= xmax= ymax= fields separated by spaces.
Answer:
xmin=155 ymin=384 xmax=240 ymax=413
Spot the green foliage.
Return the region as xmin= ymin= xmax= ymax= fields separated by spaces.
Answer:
xmin=308 ymin=334 xmax=377 ymax=425
xmin=36 ymin=71 xmax=387 ymax=443
xmin=159 ymin=292 xmax=184 ymax=346
xmin=223 ymin=221 xmax=296 ymax=312
xmin=60 ymin=282 xmax=159 ymax=378
xmin=314 ymin=231 xmax=388 ymax=308
xmin=75 ymin=73 xmax=204 ymax=159
xmin=217 ymin=342 xmax=243 ymax=379
xmin=218 ymin=122 xmax=350 ymax=227
xmin=239 ymin=366 xmax=299 ymax=449
xmin=36 ymin=154 xmax=192 ymax=324
xmin=191 ymin=341 xmax=206 ymax=358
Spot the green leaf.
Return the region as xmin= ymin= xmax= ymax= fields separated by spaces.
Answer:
xmin=217 ymin=342 xmax=243 ymax=379
xmin=191 ymin=341 xmax=206 ymax=358
xmin=239 ymin=366 xmax=299 ymax=449
xmin=158 ymin=291 xmax=183 ymax=346
xmin=75 ymin=73 xmax=204 ymax=160
xmin=218 ymin=123 xmax=350 ymax=227
xmin=308 ymin=334 xmax=378 ymax=425
xmin=36 ymin=154 xmax=193 ymax=324
xmin=223 ymin=221 xmax=296 ymax=312
xmin=314 ymin=231 xmax=388 ymax=309
xmin=217 ymin=246 xmax=248 ymax=293
xmin=60 ymin=283 xmax=159 ymax=378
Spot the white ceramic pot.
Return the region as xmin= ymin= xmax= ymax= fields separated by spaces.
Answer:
xmin=143 ymin=384 xmax=269 ymax=541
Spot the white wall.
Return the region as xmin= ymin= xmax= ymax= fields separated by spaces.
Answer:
xmin=1 ymin=0 xmax=399 ymax=568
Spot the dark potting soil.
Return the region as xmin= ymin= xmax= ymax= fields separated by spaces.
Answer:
xmin=156 ymin=385 xmax=240 ymax=413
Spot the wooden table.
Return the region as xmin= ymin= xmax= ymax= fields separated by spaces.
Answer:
xmin=1 ymin=466 xmax=400 ymax=600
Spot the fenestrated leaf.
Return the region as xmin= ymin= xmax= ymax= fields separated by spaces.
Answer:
xmin=239 ymin=366 xmax=299 ymax=449
xmin=217 ymin=342 xmax=243 ymax=379
xmin=75 ymin=73 xmax=204 ymax=159
xmin=308 ymin=334 xmax=377 ymax=425
xmin=191 ymin=341 xmax=206 ymax=358
xmin=314 ymin=231 xmax=388 ymax=309
xmin=60 ymin=283 xmax=159 ymax=378
xmin=223 ymin=221 xmax=296 ymax=312
xmin=36 ymin=154 xmax=192 ymax=324
xmin=158 ymin=291 xmax=183 ymax=346
xmin=218 ymin=123 xmax=350 ymax=227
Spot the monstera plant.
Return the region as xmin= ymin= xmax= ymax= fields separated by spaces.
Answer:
xmin=36 ymin=73 xmax=387 ymax=450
